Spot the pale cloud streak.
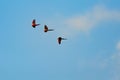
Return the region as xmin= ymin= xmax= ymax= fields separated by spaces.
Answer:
xmin=65 ymin=5 xmax=120 ymax=32
xmin=116 ymin=41 xmax=120 ymax=51
xmin=108 ymin=41 xmax=120 ymax=80
xmin=77 ymin=41 xmax=120 ymax=80
xmin=45 ymin=5 xmax=120 ymax=38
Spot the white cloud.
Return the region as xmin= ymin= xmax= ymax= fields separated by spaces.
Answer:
xmin=45 ymin=5 xmax=120 ymax=38
xmin=116 ymin=41 xmax=120 ymax=51
xmin=109 ymin=41 xmax=120 ymax=80
xmin=77 ymin=41 xmax=120 ymax=80
xmin=65 ymin=5 xmax=120 ymax=32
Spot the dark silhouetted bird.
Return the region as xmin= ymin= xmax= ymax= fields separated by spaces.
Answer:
xmin=32 ymin=19 xmax=40 ymax=28
xmin=57 ymin=37 xmax=67 ymax=44
xmin=44 ymin=25 xmax=54 ymax=32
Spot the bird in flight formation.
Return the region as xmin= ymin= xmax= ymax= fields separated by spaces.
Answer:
xmin=32 ymin=19 xmax=67 ymax=44
xmin=57 ymin=37 xmax=67 ymax=44
xmin=32 ymin=19 xmax=40 ymax=28
xmin=44 ymin=25 xmax=54 ymax=32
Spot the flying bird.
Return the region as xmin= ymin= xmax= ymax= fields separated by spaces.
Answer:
xmin=32 ymin=19 xmax=40 ymax=28
xmin=44 ymin=25 xmax=54 ymax=32
xmin=57 ymin=37 xmax=67 ymax=44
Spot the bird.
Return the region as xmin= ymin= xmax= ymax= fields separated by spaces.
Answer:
xmin=57 ymin=37 xmax=67 ymax=44
xmin=44 ymin=25 xmax=54 ymax=32
xmin=32 ymin=19 xmax=40 ymax=28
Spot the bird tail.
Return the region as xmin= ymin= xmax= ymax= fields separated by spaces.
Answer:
xmin=48 ymin=29 xmax=54 ymax=31
xmin=62 ymin=38 xmax=67 ymax=40
xmin=36 ymin=24 xmax=40 ymax=26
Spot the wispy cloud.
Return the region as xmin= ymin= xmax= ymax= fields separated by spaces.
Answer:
xmin=65 ymin=5 xmax=120 ymax=32
xmin=77 ymin=41 xmax=120 ymax=80
xmin=109 ymin=41 xmax=120 ymax=80
xmin=45 ymin=5 xmax=120 ymax=38
xmin=116 ymin=41 xmax=120 ymax=51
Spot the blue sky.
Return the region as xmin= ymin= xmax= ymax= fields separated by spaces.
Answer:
xmin=0 ymin=0 xmax=120 ymax=80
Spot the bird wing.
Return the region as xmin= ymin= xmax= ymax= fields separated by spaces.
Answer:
xmin=44 ymin=25 xmax=48 ymax=30
xmin=58 ymin=37 xmax=62 ymax=44
xmin=32 ymin=19 xmax=36 ymax=24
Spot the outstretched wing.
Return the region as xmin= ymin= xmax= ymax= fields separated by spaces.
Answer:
xmin=58 ymin=37 xmax=62 ymax=44
xmin=44 ymin=25 xmax=48 ymax=30
xmin=32 ymin=19 xmax=36 ymax=24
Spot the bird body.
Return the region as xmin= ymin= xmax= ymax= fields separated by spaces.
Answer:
xmin=44 ymin=25 xmax=54 ymax=32
xmin=32 ymin=19 xmax=40 ymax=28
xmin=58 ymin=37 xmax=67 ymax=44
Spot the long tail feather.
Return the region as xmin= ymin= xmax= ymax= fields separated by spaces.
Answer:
xmin=48 ymin=29 xmax=54 ymax=31
xmin=62 ymin=38 xmax=67 ymax=40
xmin=36 ymin=24 xmax=40 ymax=26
